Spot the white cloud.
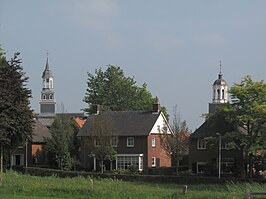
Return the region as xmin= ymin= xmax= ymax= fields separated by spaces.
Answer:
xmin=195 ymin=33 xmax=225 ymax=46
xmin=147 ymin=33 xmax=185 ymax=51
xmin=65 ymin=0 xmax=118 ymax=30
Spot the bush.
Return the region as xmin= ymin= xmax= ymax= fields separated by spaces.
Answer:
xmin=24 ymin=167 xmax=266 ymax=184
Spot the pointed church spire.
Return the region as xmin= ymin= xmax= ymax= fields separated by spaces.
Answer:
xmin=45 ymin=51 xmax=50 ymax=71
xmin=40 ymin=51 xmax=56 ymax=115
xmin=42 ymin=51 xmax=53 ymax=79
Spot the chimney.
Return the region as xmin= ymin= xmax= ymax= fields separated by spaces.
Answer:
xmin=93 ymin=104 xmax=101 ymax=115
xmin=153 ymin=103 xmax=160 ymax=113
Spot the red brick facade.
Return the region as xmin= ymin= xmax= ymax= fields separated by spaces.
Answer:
xmin=147 ymin=134 xmax=171 ymax=168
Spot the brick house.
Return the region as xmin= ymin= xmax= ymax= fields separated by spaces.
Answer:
xmin=11 ymin=119 xmax=51 ymax=167
xmin=77 ymin=104 xmax=173 ymax=173
xmin=189 ymin=70 xmax=243 ymax=176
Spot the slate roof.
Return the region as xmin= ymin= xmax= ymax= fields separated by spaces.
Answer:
xmin=42 ymin=57 xmax=53 ymax=79
xmin=36 ymin=112 xmax=84 ymax=127
xmin=77 ymin=111 xmax=161 ymax=137
xmin=32 ymin=119 xmax=51 ymax=143
xmin=190 ymin=118 xmax=235 ymax=139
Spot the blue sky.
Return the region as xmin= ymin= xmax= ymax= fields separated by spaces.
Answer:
xmin=1 ymin=0 xmax=266 ymax=130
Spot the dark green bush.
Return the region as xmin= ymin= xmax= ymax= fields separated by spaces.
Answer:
xmin=24 ymin=167 xmax=266 ymax=184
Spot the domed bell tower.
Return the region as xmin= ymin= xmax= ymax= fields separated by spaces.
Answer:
xmin=209 ymin=61 xmax=228 ymax=113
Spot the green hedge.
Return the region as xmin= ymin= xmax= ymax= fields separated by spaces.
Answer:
xmin=24 ymin=167 xmax=266 ymax=184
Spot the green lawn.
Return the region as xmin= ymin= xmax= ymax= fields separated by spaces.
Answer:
xmin=0 ymin=171 xmax=265 ymax=199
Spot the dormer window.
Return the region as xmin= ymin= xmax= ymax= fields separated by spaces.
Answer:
xmin=42 ymin=94 xmax=46 ymax=100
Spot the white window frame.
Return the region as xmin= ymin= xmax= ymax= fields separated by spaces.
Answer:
xmin=116 ymin=154 xmax=143 ymax=171
xmin=127 ymin=137 xmax=134 ymax=147
xmin=111 ymin=137 xmax=118 ymax=147
xmin=197 ymin=138 xmax=206 ymax=149
xmin=152 ymin=157 xmax=156 ymax=167
xmin=94 ymin=138 xmax=101 ymax=147
xmin=151 ymin=137 xmax=156 ymax=147
xmin=11 ymin=154 xmax=24 ymax=166
xmin=196 ymin=162 xmax=207 ymax=173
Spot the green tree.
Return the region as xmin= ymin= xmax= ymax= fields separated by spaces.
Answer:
xmin=0 ymin=50 xmax=33 ymax=172
xmin=84 ymin=65 xmax=168 ymax=119
xmin=210 ymin=76 xmax=266 ymax=177
xmin=46 ymin=117 xmax=76 ymax=170
xmin=160 ymin=106 xmax=190 ymax=174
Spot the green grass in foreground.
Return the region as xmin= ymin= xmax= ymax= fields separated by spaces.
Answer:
xmin=0 ymin=171 xmax=265 ymax=199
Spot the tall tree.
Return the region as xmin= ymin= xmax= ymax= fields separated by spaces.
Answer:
xmin=211 ymin=76 xmax=266 ymax=177
xmin=86 ymin=114 xmax=116 ymax=174
xmin=45 ymin=117 xmax=75 ymax=170
xmin=0 ymin=50 xmax=33 ymax=172
xmin=84 ymin=65 xmax=168 ymax=119
xmin=160 ymin=106 xmax=190 ymax=174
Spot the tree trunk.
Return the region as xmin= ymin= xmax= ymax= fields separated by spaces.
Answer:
xmin=176 ymin=156 xmax=180 ymax=175
xmin=101 ymin=160 xmax=104 ymax=174
xmin=0 ymin=145 xmax=3 ymax=173
xmin=248 ymin=154 xmax=254 ymax=178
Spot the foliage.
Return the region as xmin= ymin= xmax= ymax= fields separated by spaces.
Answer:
xmin=87 ymin=114 xmax=116 ymax=173
xmin=160 ymin=106 xmax=190 ymax=173
xmin=0 ymin=50 xmax=33 ymax=171
xmin=1 ymin=171 xmax=266 ymax=199
xmin=45 ymin=117 xmax=78 ymax=170
xmin=84 ymin=65 xmax=168 ymax=119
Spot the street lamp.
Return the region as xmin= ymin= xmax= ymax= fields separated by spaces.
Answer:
xmin=216 ymin=133 xmax=221 ymax=179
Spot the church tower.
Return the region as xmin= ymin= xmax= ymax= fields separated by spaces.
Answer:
xmin=209 ymin=61 xmax=228 ymax=113
xmin=39 ymin=53 xmax=56 ymax=115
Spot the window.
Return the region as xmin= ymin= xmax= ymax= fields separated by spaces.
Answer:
xmin=49 ymin=79 xmax=53 ymax=88
xmin=139 ymin=156 xmax=143 ymax=171
xmin=111 ymin=137 xmax=118 ymax=147
xmin=42 ymin=94 xmax=46 ymax=100
xmin=152 ymin=157 xmax=156 ymax=167
xmin=152 ymin=137 xmax=156 ymax=147
xmin=117 ymin=155 xmax=142 ymax=171
xmin=221 ymin=141 xmax=232 ymax=150
xmin=197 ymin=139 xmax=206 ymax=149
xmin=127 ymin=137 xmax=134 ymax=147
xmin=49 ymin=94 xmax=53 ymax=100
xmin=94 ymin=138 xmax=101 ymax=147
xmin=221 ymin=158 xmax=235 ymax=174
xmin=11 ymin=154 xmax=24 ymax=166
xmin=197 ymin=162 xmax=207 ymax=173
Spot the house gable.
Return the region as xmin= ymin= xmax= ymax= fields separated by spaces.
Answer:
xmin=149 ymin=112 xmax=172 ymax=135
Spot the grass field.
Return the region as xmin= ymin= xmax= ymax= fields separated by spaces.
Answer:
xmin=0 ymin=171 xmax=265 ymax=199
